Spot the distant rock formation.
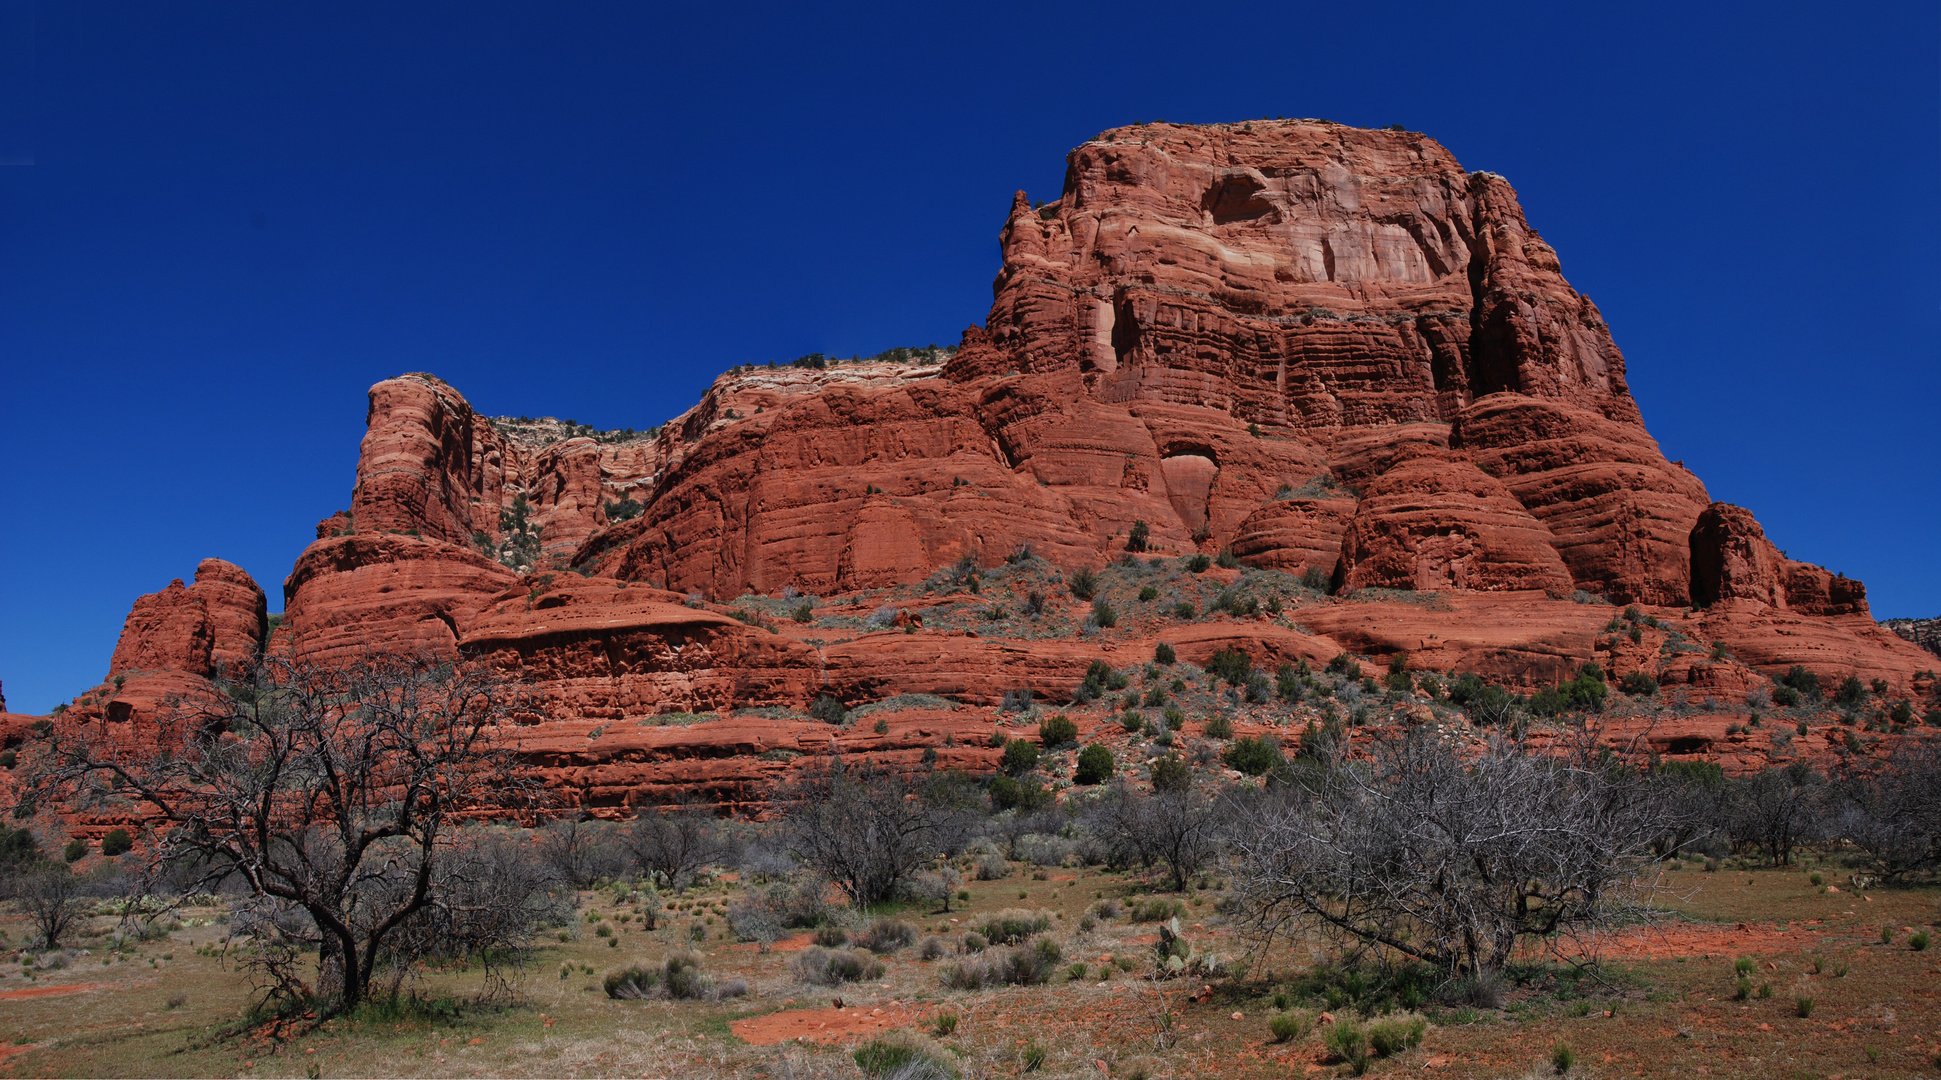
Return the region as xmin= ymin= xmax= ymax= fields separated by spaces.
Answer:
xmin=17 ymin=119 xmax=1936 ymax=807
xmin=1885 ymin=617 xmax=1941 ymax=660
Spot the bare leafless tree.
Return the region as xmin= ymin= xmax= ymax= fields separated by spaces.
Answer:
xmin=624 ymin=798 xmax=731 ymax=892
xmin=374 ymin=826 xmax=573 ymax=1001
xmin=1725 ymin=761 xmax=1825 ymax=867
xmin=28 ymin=653 xmax=537 ymax=1012
xmin=908 ymin=865 xmax=964 ymax=913
xmin=534 ymin=817 xmax=626 ymax=887
xmin=1830 ymin=743 xmax=1941 ymax=880
xmin=777 ymin=760 xmax=979 ymax=907
xmin=1225 ymin=728 xmax=1677 ymax=978
xmin=19 ymin=869 xmax=88 ymax=949
xmin=1084 ymin=778 xmax=1221 ymax=892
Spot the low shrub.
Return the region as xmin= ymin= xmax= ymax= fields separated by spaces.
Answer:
xmin=1619 ymin=670 xmax=1658 ymax=696
xmin=604 ymin=964 xmax=659 ymax=999
xmin=1184 ymin=554 xmax=1211 ymax=573
xmin=1367 ymin=1013 xmax=1427 ymax=1057
xmin=1203 ymin=714 xmax=1233 ymax=740
xmin=1208 ymin=646 xmax=1252 ymax=685
xmin=1069 ymin=568 xmax=1099 ymax=601
xmin=854 ymin=918 xmax=917 ymax=954
xmin=939 ymin=937 xmax=1062 ymax=989
xmin=1268 ymin=1010 xmax=1312 ymax=1042
xmin=1223 ymin=735 xmax=1281 ymax=776
xmin=978 ymin=909 xmax=1053 ymax=945
xmin=990 ymin=775 xmax=1048 ymax=813
xmin=853 ymin=1030 xmax=958 ymax=1078
xmin=1001 ymin=739 xmax=1041 ymax=774
xmin=793 ymin=946 xmax=885 ymax=985
xmin=809 ymin=695 xmax=847 ymax=723
xmin=1325 ymin=1016 xmax=1366 ymax=1067
xmin=1091 ymin=598 xmax=1118 ymax=628
xmin=662 ymin=949 xmax=710 ymax=999
xmin=1039 ymin=714 xmax=1078 ymax=748
xmin=99 ymin=828 xmax=133 ymax=857
xmin=1154 ymin=642 xmax=1176 ymax=664
xmin=1074 ymin=743 xmax=1114 ymax=784
xmin=1132 ymin=898 xmax=1184 ymax=923
xmin=606 ymin=951 xmax=743 ymax=1000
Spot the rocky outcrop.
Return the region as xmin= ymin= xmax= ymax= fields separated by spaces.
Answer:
xmin=1884 ymin=618 xmax=1941 ymax=660
xmin=948 ymin=123 xmax=1638 ymax=427
xmin=281 ymin=534 xmax=519 ymax=666
xmin=1689 ymin=503 xmax=1870 ymax=618
xmin=1681 ymin=502 xmax=1933 ymax=685
xmin=108 ymin=559 xmax=267 ymax=680
xmin=107 ymin=580 xmax=216 ymax=678
xmin=25 ymin=118 xmax=1934 ymax=811
xmin=1452 ymin=394 xmax=1710 ymax=604
xmin=1228 ymin=494 xmax=1354 ymax=576
xmin=193 ymin=559 xmax=270 ymax=679
xmin=345 ymin=374 xmax=661 ymax=564
xmin=571 ymin=121 xmax=1710 ymax=606
xmin=458 ymin=579 xmax=821 ymax=720
xmin=1334 ymin=456 xmax=1575 ymax=595
xmin=1689 ymin=503 xmax=1790 ymax=609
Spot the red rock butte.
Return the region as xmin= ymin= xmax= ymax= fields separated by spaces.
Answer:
xmin=11 ymin=120 xmax=1934 ymax=812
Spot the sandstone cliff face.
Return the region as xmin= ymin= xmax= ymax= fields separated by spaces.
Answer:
xmin=1333 ymin=455 xmax=1575 ymax=595
xmin=344 ymin=374 xmax=662 ymax=564
xmin=18 ymin=120 xmax=1935 ymax=810
xmin=948 ymin=124 xmax=1634 ymax=425
xmin=281 ymin=534 xmax=520 ymax=666
xmin=574 ymin=121 xmax=1709 ymax=607
xmin=108 ymin=559 xmax=266 ymax=681
xmin=1690 ymin=503 xmax=1870 ymax=618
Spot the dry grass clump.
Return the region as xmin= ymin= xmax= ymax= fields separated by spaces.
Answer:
xmin=792 ymin=945 xmax=886 ymax=985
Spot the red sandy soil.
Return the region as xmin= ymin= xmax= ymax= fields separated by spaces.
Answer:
xmin=731 ymin=1001 xmax=934 ymax=1046
xmin=1583 ymin=920 xmax=1868 ymax=962
xmin=0 ymin=981 xmax=113 ymax=1001
xmin=730 ymin=932 xmax=815 ymax=954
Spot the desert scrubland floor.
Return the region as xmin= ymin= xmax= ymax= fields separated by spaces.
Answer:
xmin=1 ymin=860 xmax=1937 ymax=1080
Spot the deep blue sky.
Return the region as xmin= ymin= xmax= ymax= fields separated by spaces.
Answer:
xmin=2 ymin=1 xmax=1936 ymax=713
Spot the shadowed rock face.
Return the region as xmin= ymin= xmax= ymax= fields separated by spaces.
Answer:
xmin=21 ymin=120 xmax=1936 ymax=809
